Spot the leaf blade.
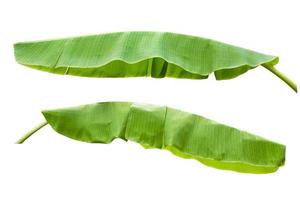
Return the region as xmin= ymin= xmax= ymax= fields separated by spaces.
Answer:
xmin=14 ymin=31 xmax=280 ymax=80
xmin=41 ymin=102 xmax=285 ymax=174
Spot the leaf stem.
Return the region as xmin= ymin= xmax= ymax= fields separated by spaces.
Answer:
xmin=16 ymin=121 xmax=48 ymax=144
xmin=263 ymin=65 xmax=297 ymax=93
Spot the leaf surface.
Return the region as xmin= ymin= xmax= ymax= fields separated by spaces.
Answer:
xmin=42 ymin=102 xmax=285 ymax=174
xmin=14 ymin=32 xmax=280 ymax=80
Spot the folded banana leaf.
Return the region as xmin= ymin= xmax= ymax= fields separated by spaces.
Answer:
xmin=14 ymin=32 xmax=296 ymax=92
xmin=16 ymin=102 xmax=285 ymax=174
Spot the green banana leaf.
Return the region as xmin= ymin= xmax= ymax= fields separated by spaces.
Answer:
xmin=14 ymin=31 xmax=297 ymax=92
xmin=16 ymin=102 xmax=285 ymax=174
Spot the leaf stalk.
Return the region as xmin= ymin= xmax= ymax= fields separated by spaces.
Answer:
xmin=263 ymin=65 xmax=297 ymax=92
xmin=16 ymin=121 xmax=48 ymax=144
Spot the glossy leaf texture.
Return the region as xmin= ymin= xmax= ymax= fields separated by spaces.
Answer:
xmin=39 ymin=102 xmax=285 ymax=174
xmin=13 ymin=32 xmax=297 ymax=91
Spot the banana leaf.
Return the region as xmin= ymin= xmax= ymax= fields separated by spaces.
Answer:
xmin=14 ymin=31 xmax=297 ymax=92
xmin=16 ymin=102 xmax=285 ymax=174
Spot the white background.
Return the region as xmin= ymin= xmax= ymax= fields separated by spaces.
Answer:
xmin=0 ymin=0 xmax=299 ymax=199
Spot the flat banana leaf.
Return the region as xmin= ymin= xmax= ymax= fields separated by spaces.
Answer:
xmin=14 ymin=32 xmax=297 ymax=92
xmin=17 ymin=102 xmax=285 ymax=174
